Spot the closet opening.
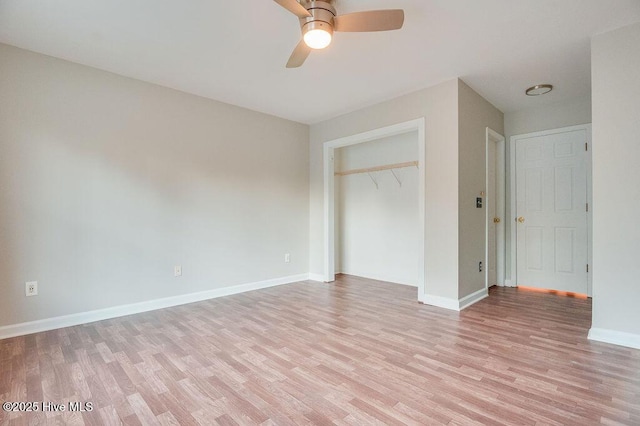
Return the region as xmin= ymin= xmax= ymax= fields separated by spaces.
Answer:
xmin=323 ymin=119 xmax=426 ymax=300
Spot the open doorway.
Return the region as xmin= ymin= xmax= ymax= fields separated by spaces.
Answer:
xmin=323 ymin=119 xmax=426 ymax=300
xmin=485 ymin=128 xmax=506 ymax=288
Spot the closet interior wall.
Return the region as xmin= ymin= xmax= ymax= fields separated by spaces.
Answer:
xmin=334 ymin=131 xmax=419 ymax=286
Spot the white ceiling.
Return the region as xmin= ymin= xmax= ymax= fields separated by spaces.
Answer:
xmin=1 ymin=0 xmax=639 ymax=124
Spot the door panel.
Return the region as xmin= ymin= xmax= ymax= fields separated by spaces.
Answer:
xmin=516 ymin=130 xmax=588 ymax=294
xmin=525 ymin=168 xmax=543 ymax=211
xmin=554 ymin=227 xmax=575 ymax=273
xmin=555 ymin=166 xmax=574 ymax=211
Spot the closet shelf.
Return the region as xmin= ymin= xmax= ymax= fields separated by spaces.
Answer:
xmin=334 ymin=161 xmax=418 ymax=176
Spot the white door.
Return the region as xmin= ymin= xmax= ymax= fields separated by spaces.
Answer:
xmin=487 ymin=139 xmax=498 ymax=287
xmin=516 ymin=129 xmax=588 ymax=294
xmin=487 ymin=129 xmax=505 ymax=288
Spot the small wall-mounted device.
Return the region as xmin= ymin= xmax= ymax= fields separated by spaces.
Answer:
xmin=26 ymin=281 xmax=38 ymax=296
xmin=476 ymin=197 xmax=483 ymax=208
xmin=479 ymin=261 xmax=483 ymax=272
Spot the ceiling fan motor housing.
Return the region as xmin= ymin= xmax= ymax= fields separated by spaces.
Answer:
xmin=277 ymin=0 xmax=405 ymax=67
xmin=299 ymin=1 xmax=336 ymax=36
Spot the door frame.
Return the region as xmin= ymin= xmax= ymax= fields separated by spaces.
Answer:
xmin=485 ymin=128 xmax=506 ymax=288
xmin=323 ymin=118 xmax=426 ymax=300
xmin=509 ymin=124 xmax=592 ymax=296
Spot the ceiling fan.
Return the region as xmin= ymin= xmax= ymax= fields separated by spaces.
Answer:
xmin=273 ymin=0 xmax=405 ymax=68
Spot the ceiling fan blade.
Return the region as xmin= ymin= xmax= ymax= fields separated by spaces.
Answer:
xmin=273 ymin=0 xmax=311 ymax=18
xmin=286 ymin=40 xmax=311 ymax=68
xmin=334 ymin=10 xmax=404 ymax=32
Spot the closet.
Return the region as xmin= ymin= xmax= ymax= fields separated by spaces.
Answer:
xmin=334 ymin=131 xmax=420 ymax=286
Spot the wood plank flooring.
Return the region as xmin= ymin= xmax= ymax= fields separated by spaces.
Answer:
xmin=1 ymin=274 xmax=639 ymax=425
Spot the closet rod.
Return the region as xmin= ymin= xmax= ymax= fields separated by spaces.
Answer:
xmin=334 ymin=161 xmax=418 ymax=177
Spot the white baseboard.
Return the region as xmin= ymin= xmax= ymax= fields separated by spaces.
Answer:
xmin=307 ymin=273 xmax=326 ymax=282
xmin=588 ymin=327 xmax=640 ymax=350
xmin=420 ymin=294 xmax=460 ymax=311
xmin=420 ymin=287 xmax=488 ymax=311
xmin=504 ymin=279 xmax=515 ymax=287
xmin=458 ymin=288 xmax=488 ymax=310
xmin=339 ymin=271 xmax=418 ymax=287
xmin=0 ymin=273 xmax=310 ymax=340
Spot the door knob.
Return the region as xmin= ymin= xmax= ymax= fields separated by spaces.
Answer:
xmin=493 ymin=217 xmax=501 ymax=224
xmin=517 ymin=216 xmax=525 ymax=223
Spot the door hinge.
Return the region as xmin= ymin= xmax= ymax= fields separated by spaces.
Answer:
xmin=585 ymin=142 xmax=588 ymax=151
xmin=587 ymin=264 xmax=589 ymax=273
xmin=586 ymin=203 xmax=589 ymax=212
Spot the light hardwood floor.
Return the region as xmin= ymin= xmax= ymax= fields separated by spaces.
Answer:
xmin=1 ymin=275 xmax=639 ymax=425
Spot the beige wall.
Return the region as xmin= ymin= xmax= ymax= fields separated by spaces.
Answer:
xmin=0 ymin=44 xmax=310 ymax=327
xmin=310 ymin=79 xmax=504 ymax=304
xmin=310 ymin=80 xmax=459 ymax=300
xmin=504 ymin=96 xmax=592 ymax=139
xmin=458 ymin=80 xmax=504 ymax=298
xmin=591 ymin=22 xmax=640 ymax=341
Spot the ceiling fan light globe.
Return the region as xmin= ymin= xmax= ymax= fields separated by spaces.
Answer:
xmin=304 ymin=28 xmax=332 ymax=49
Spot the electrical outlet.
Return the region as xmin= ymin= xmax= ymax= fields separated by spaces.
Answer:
xmin=26 ymin=281 xmax=38 ymax=296
xmin=284 ymin=253 xmax=290 ymax=263
xmin=174 ymin=265 xmax=182 ymax=277
xmin=478 ymin=262 xmax=483 ymax=272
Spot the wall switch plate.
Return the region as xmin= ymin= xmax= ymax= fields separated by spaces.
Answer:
xmin=174 ymin=265 xmax=182 ymax=277
xmin=476 ymin=197 xmax=483 ymax=208
xmin=26 ymin=281 xmax=38 ymax=296
xmin=284 ymin=253 xmax=290 ymax=263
